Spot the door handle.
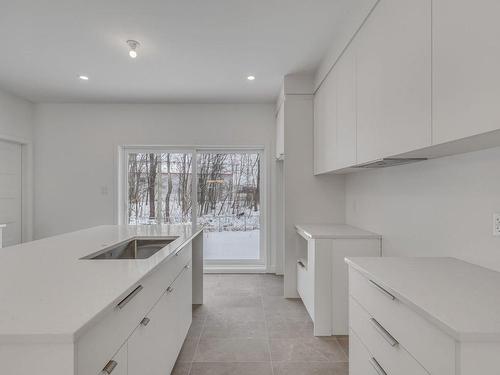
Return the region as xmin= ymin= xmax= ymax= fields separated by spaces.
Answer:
xmin=369 ymin=357 xmax=387 ymax=375
xmin=370 ymin=318 xmax=399 ymax=347
xmin=100 ymin=360 xmax=118 ymax=374
xmin=369 ymin=280 xmax=396 ymax=301
xmin=117 ymin=285 xmax=143 ymax=309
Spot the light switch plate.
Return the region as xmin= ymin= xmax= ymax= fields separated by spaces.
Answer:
xmin=493 ymin=213 xmax=500 ymax=236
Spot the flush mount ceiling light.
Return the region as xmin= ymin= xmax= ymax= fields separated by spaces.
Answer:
xmin=126 ymin=40 xmax=140 ymax=58
xmin=78 ymin=75 xmax=89 ymax=80
xmin=247 ymin=75 xmax=256 ymax=81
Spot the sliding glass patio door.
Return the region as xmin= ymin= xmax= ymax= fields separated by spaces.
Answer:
xmin=196 ymin=151 xmax=262 ymax=266
xmin=124 ymin=147 xmax=264 ymax=269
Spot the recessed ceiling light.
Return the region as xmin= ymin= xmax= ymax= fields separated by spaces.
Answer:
xmin=78 ymin=75 xmax=89 ymax=80
xmin=247 ymin=75 xmax=256 ymax=81
xmin=127 ymin=40 xmax=140 ymax=58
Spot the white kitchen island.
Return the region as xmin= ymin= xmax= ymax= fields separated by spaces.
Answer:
xmin=0 ymin=224 xmax=203 ymax=375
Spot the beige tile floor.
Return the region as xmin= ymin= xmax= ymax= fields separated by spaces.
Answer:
xmin=173 ymin=274 xmax=349 ymax=375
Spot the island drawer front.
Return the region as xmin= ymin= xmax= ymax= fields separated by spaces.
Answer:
xmin=349 ymin=328 xmax=381 ymax=375
xmin=349 ymin=268 xmax=455 ymax=375
xmin=297 ymin=261 xmax=314 ymax=321
xmin=350 ymin=296 xmax=429 ymax=375
xmin=77 ymin=246 xmax=192 ymax=375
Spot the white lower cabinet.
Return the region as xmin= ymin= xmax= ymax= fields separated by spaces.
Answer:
xmin=347 ymin=260 xmax=500 ymax=375
xmin=295 ymin=225 xmax=381 ymax=336
xmin=128 ymin=263 xmax=192 ymax=375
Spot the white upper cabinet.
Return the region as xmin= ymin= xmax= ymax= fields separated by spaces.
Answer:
xmin=336 ymin=46 xmax=357 ymax=169
xmin=276 ymin=102 xmax=285 ymax=159
xmin=314 ymin=67 xmax=337 ymax=174
xmin=433 ymin=0 xmax=500 ymax=144
xmin=356 ymin=0 xmax=432 ymax=164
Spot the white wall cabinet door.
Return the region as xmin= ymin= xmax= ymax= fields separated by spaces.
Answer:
xmin=336 ymin=46 xmax=357 ymax=169
xmin=356 ymin=0 xmax=431 ymax=164
xmin=314 ymin=69 xmax=337 ymax=174
xmin=433 ymin=0 xmax=500 ymax=144
xmin=276 ymin=103 xmax=285 ymax=159
xmin=0 ymin=140 xmax=22 ymax=247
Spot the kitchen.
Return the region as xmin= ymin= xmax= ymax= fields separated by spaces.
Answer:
xmin=1 ymin=0 xmax=500 ymax=374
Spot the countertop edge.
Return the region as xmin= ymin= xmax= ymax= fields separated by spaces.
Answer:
xmin=344 ymin=257 xmax=500 ymax=343
xmin=295 ymin=224 xmax=382 ymax=240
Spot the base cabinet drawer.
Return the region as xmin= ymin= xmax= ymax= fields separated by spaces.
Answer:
xmin=297 ymin=261 xmax=314 ymax=320
xmin=349 ymin=268 xmax=455 ymax=375
xmin=128 ymin=261 xmax=192 ymax=375
xmin=350 ymin=297 xmax=428 ymax=375
xmin=349 ymin=329 xmax=379 ymax=375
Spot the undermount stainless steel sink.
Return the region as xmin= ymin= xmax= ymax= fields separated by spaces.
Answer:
xmin=83 ymin=238 xmax=178 ymax=260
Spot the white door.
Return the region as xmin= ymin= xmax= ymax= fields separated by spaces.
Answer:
xmin=0 ymin=140 xmax=22 ymax=247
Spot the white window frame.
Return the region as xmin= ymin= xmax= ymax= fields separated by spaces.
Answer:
xmin=117 ymin=145 xmax=267 ymax=272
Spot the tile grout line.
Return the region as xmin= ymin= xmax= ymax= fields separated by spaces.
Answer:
xmin=187 ymin=277 xmax=213 ymax=375
xmin=188 ymin=313 xmax=206 ymax=374
xmin=261 ymin=293 xmax=275 ymax=375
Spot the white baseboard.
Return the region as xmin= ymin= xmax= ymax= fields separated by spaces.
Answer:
xmin=204 ymin=264 xmax=268 ymax=273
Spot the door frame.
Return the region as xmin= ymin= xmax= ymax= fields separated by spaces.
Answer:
xmin=117 ymin=145 xmax=268 ymax=272
xmin=0 ymin=134 xmax=33 ymax=243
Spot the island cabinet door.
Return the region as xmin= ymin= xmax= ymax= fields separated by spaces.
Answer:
xmin=176 ymin=262 xmax=193 ymax=343
xmin=127 ymin=284 xmax=178 ymax=375
xmin=127 ymin=262 xmax=192 ymax=375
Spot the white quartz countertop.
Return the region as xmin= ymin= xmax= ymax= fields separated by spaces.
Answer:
xmin=345 ymin=257 xmax=500 ymax=342
xmin=0 ymin=225 xmax=202 ymax=344
xmin=296 ymin=224 xmax=381 ymax=240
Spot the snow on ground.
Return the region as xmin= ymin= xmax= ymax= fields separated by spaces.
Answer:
xmin=203 ymin=230 xmax=260 ymax=260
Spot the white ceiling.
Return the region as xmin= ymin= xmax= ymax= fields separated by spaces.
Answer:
xmin=0 ymin=0 xmax=358 ymax=103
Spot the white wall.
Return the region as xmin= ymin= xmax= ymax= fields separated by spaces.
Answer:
xmin=346 ymin=146 xmax=500 ymax=272
xmin=0 ymin=88 xmax=34 ymax=242
xmin=0 ymin=88 xmax=34 ymax=141
xmin=33 ymin=103 xmax=277 ymax=264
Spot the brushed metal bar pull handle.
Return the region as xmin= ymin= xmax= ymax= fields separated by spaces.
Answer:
xmin=117 ymin=285 xmax=143 ymax=309
xmin=369 ymin=357 xmax=387 ymax=375
xmin=297 ymin=260 xmax=306 ymax=268
xmin=167 ymin=286 xmax=174 ymax=293
xmin=101 ymin=360 xmax=118 ymax=374
xmin=369 ymin=280 xmax=395 ymax=301
xmin=175 ymin=244 xmax=186 ymax=256
xmin=370 ymin=318 xmax=399 ymax=347
xmin=140 ymin=317 xmax=150 ymax=326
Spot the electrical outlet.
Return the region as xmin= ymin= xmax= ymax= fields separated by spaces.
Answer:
xmin=494 ymin=213 xmax=500 ymax=236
